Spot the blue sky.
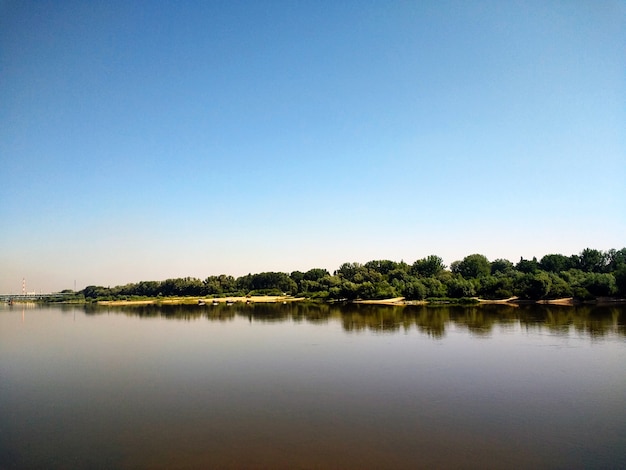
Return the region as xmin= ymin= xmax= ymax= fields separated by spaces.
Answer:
xmin=1 ymin=0 xmax=624 ymax=293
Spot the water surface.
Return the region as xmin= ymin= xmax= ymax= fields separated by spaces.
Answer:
xmin=1 ymin=303 xmax=625 ymax=469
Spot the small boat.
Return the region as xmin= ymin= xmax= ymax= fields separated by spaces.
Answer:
xmin=198 ymin=299 xmax=206 ymax=306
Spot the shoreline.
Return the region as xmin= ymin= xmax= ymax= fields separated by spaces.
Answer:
xmin=22 ymin=296 xmax=624 ymax=307
xmin=97 ymin=296 xmax=307 ymax=306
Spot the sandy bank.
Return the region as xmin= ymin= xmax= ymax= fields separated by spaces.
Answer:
xmin=98 ymin=296 xmax=306 ymax=306
xmin=205 ymin=296 xmax=306 ymax=304
xmin=96 ymin=296 xmax=617 ymax=307
xmin=354 ymin=297 xmax=407 ymax=305
xmin=477 ymin=297 xmax=519 ymax=305
xmin=536 ymin=297 xmax=577 ymax=305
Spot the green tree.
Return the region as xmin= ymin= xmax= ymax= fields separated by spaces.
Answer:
xmin=539 ymin=254 xmax=573 ymax=273
xmin=319 ymin=275 xmax=341 ymax=290
xmin=514 ymin=272 xmax=552 ymax=299
xmin=582 ymin=273 xmax=617 ymax=297
xmin=490 ymin=259 xmax=514 ymax=275
xmin=371 ymin=280 xmax=397 ymax=299
xmin=402 ymin=279 xmax=427 ymax=300
xmin=607 ymin=248 xmax=626 ymax=271
xmin=574 ymin=248 xmax=608 ymax=273
xmin=335 ymin=262 xmax=367 ymax=282
xmin=303 ymin=268 xmax=330 ymax=281
xmin=82 ymin=285 xmax=111 ymax=299
xmin=614 ymin=266 xmax=626 ymax=296
xmin=477 ymin=275 xmax=514 ymax=299
xmin=218 ymin=275 xmax=237 ymax=293
xmin=339 ymin=281 xmax=359 ymax=300
xmin=364 ymin=260 xmax=399 ymax=276
xmin=453 ymin=254 xmax=490 ymax=279
xmin=247 ymin=272 xmax=297 ymax=294
xmin=300 ymin=279 xmax=322 ymax=294
xmin=516 ymin=257 xmax=539 ymax=274
xmin=545 ymin=273 xmax=572 ymax=299
xmin=411 ymin=255 xmax=446 ymax=277
xmin=422 ymin=277 xmax=447 ymax=298
xmin=388 ymin=268 xmax=410 ymax=283
xmin=236 ymin=274 xmax=253 ymax=292
xmin=445 ymin=276 xmax=476 ymax=298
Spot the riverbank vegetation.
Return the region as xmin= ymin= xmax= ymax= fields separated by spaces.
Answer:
xmin=72 ymin=248 xmax=626 ymax=303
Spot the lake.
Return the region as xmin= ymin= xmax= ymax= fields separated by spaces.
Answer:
xmin=1 ymin=302 xmax=625 ymax=469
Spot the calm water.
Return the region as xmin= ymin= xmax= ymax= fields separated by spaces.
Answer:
xmin=1 ymin=303 xmax=625 ymax=469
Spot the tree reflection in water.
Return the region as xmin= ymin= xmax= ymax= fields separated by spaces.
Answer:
xmin=66 ymin=302 xmax=626 ymax=338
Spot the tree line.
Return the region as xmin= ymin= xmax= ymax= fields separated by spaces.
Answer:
xmin=80 ymin=248 xmax=626 ymax=302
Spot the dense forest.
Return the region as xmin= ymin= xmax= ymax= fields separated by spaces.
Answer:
xmin=77 ymin=248 xmax=626 ymax=302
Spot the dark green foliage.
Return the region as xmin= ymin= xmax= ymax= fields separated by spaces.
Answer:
xmin=83 ymin=285 xmax=111 ymax=299
xmin=319 ymin=274 xmax=341 ymax=290
xmin=411 ymin=255 xmax=446 ymax=277
xmin=364 ymin=260 xmax=400 ymax=276
xmin=490 ymin=259 xmax=514 ymax=275
xmin=160 ymin=277 xmax=205 ymax=296
xmin=545 ymin=273 xmax=572 ymax=299
xmin=445 ymin=276 xmax=476 ymax=298
xmin=453 ymin=254 xmax=490 ymax=279
xmin=303 ymin=268 xmax=330 ymax=281
xmin=539 ymin=254 xmax=573 ymax=273
xmin=388 ymin=268 xmax=410 ymax=283
xmin=421 ymin=277 xmax=447 ymax=298
xmin=371 ymin=280 xmax=397 ymax=299
xmin=515 ymin=272 xmax=552 ymax=300
xmin=581 ymin=273 xmax=616 ymax=297
xmin=607 ymin=248 xmax=626 ymax=271
xmin=78 ymin=248 xmax=625 ymax=302
xmin=335 ymin=262 xmax=367 ymax=282
xmin=245 ymin=272 xmax=297 ymax=295
xmin=339 ymin=281 xmax=359 ymax=300
xmin=614 ymin=266 xmax=626 ymax=296
xmin=477 ymin=275 xmax=514 ymax=300
xmin=402 ymin=279 xmax=427 ymax=300
xmin=516 ymin=257 xmax=539 ymax=274
xmin=203 ymin=275 xmax=237 ymax=295
xmin=575 ymin=248 xmax=608 ymax=273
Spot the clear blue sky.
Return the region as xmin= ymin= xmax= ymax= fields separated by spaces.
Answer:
xmin=1 ymin=0 xmax=624 ymax=293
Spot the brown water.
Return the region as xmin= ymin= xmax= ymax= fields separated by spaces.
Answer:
xmin=1 ymin=303 xmax=625 ymax=469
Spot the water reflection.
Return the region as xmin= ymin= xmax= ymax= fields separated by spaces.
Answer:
xmin=57 ymin=302 xmax=626 ymax=338
xmin=2 ymin=302 xmax=625 ymax=470
xmin=518 ymin=304 xmax=626 ymax=338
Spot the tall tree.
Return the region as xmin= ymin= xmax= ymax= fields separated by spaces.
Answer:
xmin=516 ymin=257 xmax=539 ymax=274
xmin=573 ymin=248 xmax=608 ymax=273
xmin=539 ymin=254 xmax=573 ymax=273
xmin=364 ymin=260 xmax=399 ymax=276
xmin=490 ymin=259 xmax=514 ymax=275
xmin=335 ymin=262 xmax=368 ymax=283
xmin=411 ymin=255 xmax=446 ymax=277
xmin=303 ymin=268 xmax=330 ymax=281
xmin=453 ymin=254 xmax=490 ymax=279
xmin=607 ymin=248 xmax=626 ymax=271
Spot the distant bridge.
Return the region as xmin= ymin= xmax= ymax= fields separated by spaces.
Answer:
xmin=1 ymin=292 xmax=75 ymax=302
